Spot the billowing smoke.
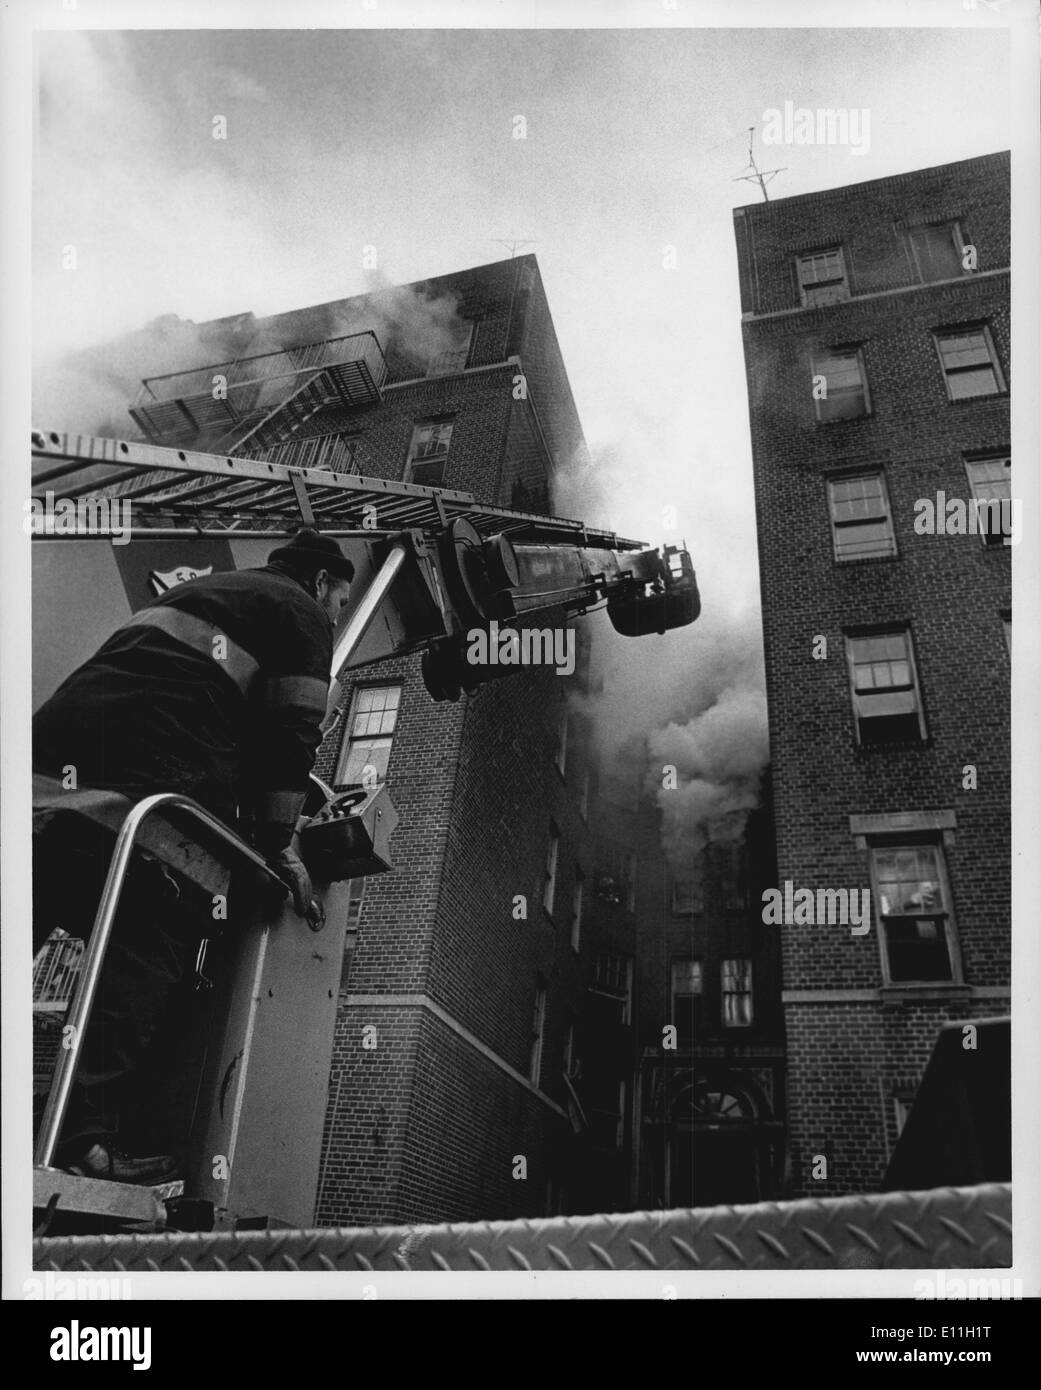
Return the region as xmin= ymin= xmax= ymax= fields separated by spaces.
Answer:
xmin=32 ymin=32 xmax=468 ymax=438
xmin=555 ymin=419 xmax=769 ymax=870
xmin=649 ymin=686 xmax=769 ymax=863
xmin=33 ymin=275 xmax=468 ymax=439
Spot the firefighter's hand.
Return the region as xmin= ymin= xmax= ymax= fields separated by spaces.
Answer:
xmin=272 ymin=845 xmax=314 ymax=918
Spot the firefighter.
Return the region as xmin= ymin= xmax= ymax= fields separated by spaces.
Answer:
xmin=32 ymin=528 xmax=355 ymax=1183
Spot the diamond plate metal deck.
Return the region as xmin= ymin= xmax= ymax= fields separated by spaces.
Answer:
xmin=33 ymin=1183 xmax=1011 ymax=1272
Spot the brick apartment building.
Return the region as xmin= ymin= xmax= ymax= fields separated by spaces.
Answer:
xmin=34 ymin=255 xmax=648 ymax=1224
xmin=733 ymin=152 xmax=1012 ymax=1196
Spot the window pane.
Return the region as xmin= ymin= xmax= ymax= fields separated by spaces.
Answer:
xmin=804 ymin=282 xmax=849 ymax=307
xmin=815 ymin=353 xmax=863 ymax=388
xmin=947 ymin=367 xmax=999 ymax=399
xmin=938 ymin=334 xmax=990 ymax=368
xmin=671 ymin=959 xmax=702 ymax=995
xmin=800 ymin=250 xmax=844 ymax=284
xmin=884 ymin=918 xmax=953 ymax=981
xmin=835 ymin=520 xmax=894 ymax=559
xmin=910 ymin=226 xmax=962 ymax=282
xmin=340 ymin=736 xmax=391 ymax=784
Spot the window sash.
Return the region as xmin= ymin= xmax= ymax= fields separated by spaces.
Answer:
xmin=847 ymin=632 xmax=925 ymax=741
xmin=813 ymin=349 xmax=869 ymax=420
xmin=543 ymin=830 xmax=559 ymax=914
xmin=830 ymin=474 xmax=896 ymax=559
xmin=409 ymin=421 xmax=454 ymax=462
xmin=908 ymin=224 xmax=963 ymax=282
xmin=870 ymin=844 xmax=956 ymax=983
xmin=936 ymin=328 xmax=1003 ymax=399
xmin=671 ymin=959 xmax=703 ymax=996
xmin=721 ymin=958 xmax=753 ymax=1027
xmin=337 ymin=685 xmax=401 ymax=785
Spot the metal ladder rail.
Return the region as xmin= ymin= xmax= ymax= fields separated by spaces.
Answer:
xmin=33 ymin=794 xmax=291 ymax=1171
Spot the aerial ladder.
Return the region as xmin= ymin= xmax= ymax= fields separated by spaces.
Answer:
xmin=28 ymin=427 xmax=700 ymax=1239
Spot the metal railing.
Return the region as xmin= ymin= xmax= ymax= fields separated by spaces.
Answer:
xmin=134 ymin=332 xmax=388 ymax=406
xmin=243 ymin=433 xmax=360 ymax=474
xmin=34 ymin=794 xmax=291 ymax=1170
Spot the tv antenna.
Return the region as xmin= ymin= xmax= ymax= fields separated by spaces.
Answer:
xmin=732 ymin=126 xmax=785 ymax=202
xmin=492 ymin=239 xmax=537 ymax=258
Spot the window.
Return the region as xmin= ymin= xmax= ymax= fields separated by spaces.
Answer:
xmin=813 ymin=347 xmax=869 ymax=421
xmin=893 ymin=1092 xmax=916 ymax=1139
xmin=872 ymin=844 xmax=955 ymax=983
xmin=907 ymin=223 xmax=964 ymax=283
xmin=593 ymin=951 xmax=633 ymax=1024
xmin=32 ymin=931 xmax=84 ymax=1012
xmin=965 ymin=456 xmax=1012 ymax=547
xmin=671 ymin=878 xmax=703 ymax=916
xmin=585 ymin=1075 xmax=626 ymax=1150
xmin=671 ymin=958 xmax=702 ymax=1047
xmin=797 ymin=248 xmax=849 ymax=306
xmin=406 ymin=419 xmax=454 ymax=486
xmin=555 ymin=703 xmax=569 ymax=776
xmin=594 ymin=846 xmax=636 ymax=911
xmin=570 ymin=867 xmax=584 ymax=952
xmin=934 ymin=326 xmax=1005 ymax=400
xmin=543 ymin=823 xmax=559 ymax=915
xmin=1001 ymin=611 xmax=1011 ymax=655
xmin=828 ymin=472 xmax=896 ymax=561
xmin=721 ymin=958 xmax=753 ymax=1028
xmin=530 ymin=978 xmax=547 ymax=1086
xmin=426 ymin=323 xmax=474 ymax=378
xmin=335 ymin=685 xmax=402 ymax=785
xmin=847 ymin=630 xmax=927 ymax=744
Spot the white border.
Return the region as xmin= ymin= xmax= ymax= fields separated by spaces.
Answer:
xmin=3 ymin=0 xmax=1038 ymax=1303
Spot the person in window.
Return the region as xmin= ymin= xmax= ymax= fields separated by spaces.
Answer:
xmin=32 ymin=528 xmax=354 ymax=1184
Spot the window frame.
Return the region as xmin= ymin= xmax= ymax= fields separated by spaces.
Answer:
xmin=594 ymin=845 xmax=637 ymax=911
xmin=796 ymin=245 xmax=850 ymax=307
xmin=867 ymin=840 xmax=962 ymax=986
xmin=812 ymin=344 xmax=871 ymax=423
xmin=529 ymin=977 xmax=547 ymax=1086
xmin=933 ymin=324 xmax=1006 ymax=402
xmin=405 ymin=417 xmax=455 ymax=485
xmin=555 ymin=702 xmax=569 ymax=777
xmin=592 ymin=950 xmax=633 ymax=1025
xmin=334 ymin=683 xmax=403 ymax=787
xmin=827 ymin=469 xmax=898 ymax=562
xmin=906 ymin=221 xmax=967 ymax=285
xmin=543 ymin=822 xmax=560 ymax=917
xmin=425 ymin=322 xmax=475 ymax=378
xmin=720 ymin=957 xmax=754 ymax=1028
xmin=964 ymin=454 xmax=1013 ymax=548
xmin=670 ymin=956 xmax=703 ymax=1048
xmin=570 ymin=866 xmax=584 ymax=953
xmin=845 ymin=627 xmax=928 ymax=745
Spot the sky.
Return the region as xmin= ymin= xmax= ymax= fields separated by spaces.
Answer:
xmin=30 ymin=18 xmax=1013 ymax=857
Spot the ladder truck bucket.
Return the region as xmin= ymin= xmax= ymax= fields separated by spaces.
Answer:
xmin=607 ymin=543 xmax=700 ymax=637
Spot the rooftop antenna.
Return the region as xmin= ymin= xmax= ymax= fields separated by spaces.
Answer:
xmin=732 ymin=126 xmax=785 ymax=202
xmin=492 ymin=239 xmax=536 ymax=258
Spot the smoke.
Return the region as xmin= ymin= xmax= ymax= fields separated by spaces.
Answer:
xmin=649 ymin=686 xmax=769 ymax=863
xmin=32 ymin=32 xmax=468 ymax=438
xmin=33 ymin=275 xmax=469 ymax=439
xmin=555 ymin=404 xmax=769 ymax=869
